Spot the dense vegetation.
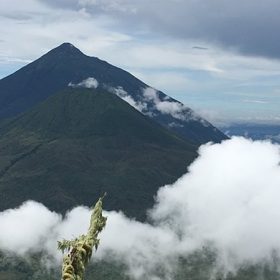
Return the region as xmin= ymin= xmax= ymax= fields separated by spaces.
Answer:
xmin=0 ymin=88 xmax=197 ymax=220
xmin=0 ymin=249 xmax=279 ymax=280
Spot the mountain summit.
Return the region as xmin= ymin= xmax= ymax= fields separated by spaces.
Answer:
xmin=43 ymin=42 xmax=85 ymax=58
xmin=0 ymin=43 xmax=227 ymax=144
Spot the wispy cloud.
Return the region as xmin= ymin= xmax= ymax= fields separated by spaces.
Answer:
xmin=68 ymin=77 xmax=99 ymax=88
xmin=242 ymin=99 xmax=269 ymax=104
xmin=105 ymin=85 xmax=147 ymax=112
xmin=143 ymin=87 xmax=187 ymax=120
xmin=142 ymin=87 xmax=206 ymax=124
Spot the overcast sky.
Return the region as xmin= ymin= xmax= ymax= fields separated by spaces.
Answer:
xmin=0 ymin=0 xmax=279 ymax=126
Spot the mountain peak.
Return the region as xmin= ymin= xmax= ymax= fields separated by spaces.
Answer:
xmin=0 ymin=43 xmax=227 ymax=144
xmin=46 ymin=42 xmax=85 ymax=58
xmin=58 ymin=42 xmax=77 ymax=50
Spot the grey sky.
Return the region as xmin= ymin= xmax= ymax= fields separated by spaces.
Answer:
xmin=0 ymin=0 xmax=279 ymax=125
xmin=38 ymin=0 xmax=280 ymax=59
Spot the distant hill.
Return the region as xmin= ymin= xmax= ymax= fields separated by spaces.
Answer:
xmin=0 ymin=88 xmax=197 ymax=219
xmin=220 ymin=123 xmax=280 ymax=144
xmin=0 ymin=42 xmax=227 ymax=144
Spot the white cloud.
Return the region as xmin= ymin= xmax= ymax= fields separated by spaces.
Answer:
xmin=69 ymin=77 xmax=99 ymax=88
xmin=0 ymin=201 xmax=61 ymax=255
xmin=97 ymin=211 xmax=179 ymax=279
xmin=143 ymin=87 xmax=187 ymax=120
xmin=105 ymin=85 xmax=147 ymax=112
xmin=156 ymin=100 xmax=186 ymax=120
xmin=0 ymin=138 xmax=280 ymax=278
xmin=151 ymin=137 xmax=280 ymax=264
xmin=142 ymin=87 xmax=205 ymax=123
xmin=142 ymin=87 xmax=159 ymax=102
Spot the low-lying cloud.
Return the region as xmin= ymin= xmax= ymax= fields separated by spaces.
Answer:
xmin=104 ymin=84 xmax=203 ymax=125
xmin=0 ymin=201 xmax=60 ymax=255
xmin=0 ymin=137 xmax=280 ymax=279
xmin=143 ymin=87 xmax=187 ymax=120
xmin=151 ymin=137 xmax=280 ymax=262
xmin=143 ymin=87 xmax=208 ymax=125
xmin=106 ymin=85 xmax=147 ymax=112
xmin=68 ymin=77 xmax=99 ymax=89
xmin=106 ymin=85 xmax=205 ymax=124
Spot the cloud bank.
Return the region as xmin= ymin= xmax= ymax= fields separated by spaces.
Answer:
xmin=0 ymin=137 xmax=280 ymax=279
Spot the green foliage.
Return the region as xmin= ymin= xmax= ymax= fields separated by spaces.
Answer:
xmin=58 ymin=196 xmax=107 ymax=280
xmin=0 ymin=88 xmax=197 ymax=220
xmin=0 ymin=248 xmax=280 ymax=280
xmin=0 ymin=251 xmax=58 ymax=280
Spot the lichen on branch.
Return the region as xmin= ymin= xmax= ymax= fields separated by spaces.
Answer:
xmin=58 ymin=195 xmax=107 ymax=280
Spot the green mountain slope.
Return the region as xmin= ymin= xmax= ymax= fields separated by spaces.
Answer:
xmin=0 ymin=42 xmax=227 ymax=144
xmin=0 ymin=88 xmax=197 ymax=219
